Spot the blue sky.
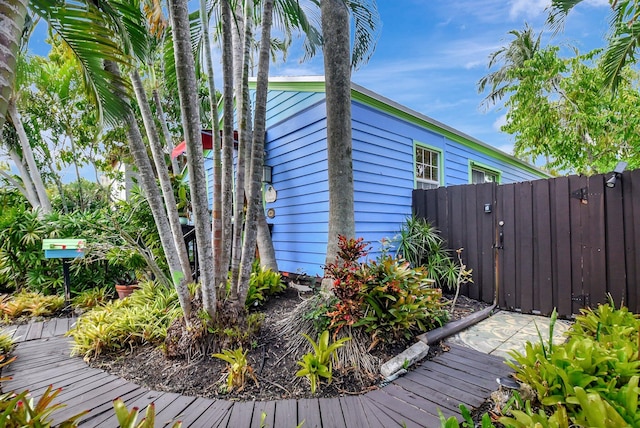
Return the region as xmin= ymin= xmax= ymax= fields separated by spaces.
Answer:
xmin=22 ymin=0 xmax=613 ymax=182
xmin=267 ymin=0 xmax=612 ymax=155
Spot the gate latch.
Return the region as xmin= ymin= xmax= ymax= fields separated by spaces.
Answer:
xmin=571 ymin=187 xmax=588 ymax=204
xmin=571 ymin=293 xmax=590 ymax=307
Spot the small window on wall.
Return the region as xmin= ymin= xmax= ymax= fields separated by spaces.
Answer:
xmin=415 ymin=145 xmax=440 ymax=189
xmin=471 ymin=164 xmax=500 ymax=184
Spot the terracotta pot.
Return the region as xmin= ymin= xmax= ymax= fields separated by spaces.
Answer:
xmin=115 ymin=284 xmax=139 ymax=299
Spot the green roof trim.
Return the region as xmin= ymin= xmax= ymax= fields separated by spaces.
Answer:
xmin=255 ymin=77 xmax=549 ymax=179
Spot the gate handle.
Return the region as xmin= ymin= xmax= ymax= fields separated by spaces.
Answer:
xmin=495 ymin=220 xmax=504 ymax=249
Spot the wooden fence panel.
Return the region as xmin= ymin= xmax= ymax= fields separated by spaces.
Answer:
xmin=623 ymin=170 xmax=640 ymax=311
xmin=532 ymin=179 xmax=553 ymax=315
xmin=604 ymin=173 xmax=626 ymax=305
xmin=586 ymin=176 xmax=607 ymax=307
xmin=497 ymin=184 xmax=516 ymax=309
xmin=413 ymin=168 xmax=640 ymax=316
xmin=568 ymin=175 xmax=587 ymax=314
xmin=515 ymin=182 xmax=535 ymax=313
xmin=477 ymin=183 xmax=496 ymax=303
xmin=550 ymin=177 xmax=573 ymax=318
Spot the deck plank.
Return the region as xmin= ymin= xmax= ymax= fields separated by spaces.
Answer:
xmin=273 ymin=399 xmax=297 ymax=428
xmin=225 ymin=400 xmax=255 ymax=428
xmin=251 ymin=400 xmax=276 ymax=428
xmin=53 ymin=380 xmax=144 ymax=424
xmin=12 ymin=323 xmax=31 ymax=342
xmin=25 ymin=321 xmax=45 ymax=341
xmin=79 ymin=387 xmax=149 ymax=427
xmin=395 ymin=374 xmax=479 ymax=413
xmin=318 ymin=397 xmax=347 ymax=428
xmin=366 ymin=388 xmax=441 ymax=428
xmin=297 ymin=398 xmax=321 ymax=428
xmin=172 ymin=397 xmax=216 ymax=428
xmin=154 ymin=394 xmax=197 ymax=426
xmin=189 ymin=399 xmax=233 ymax=428
xmin=338 ymin=395 xmax=372 ymax=428
xmin=360 ymin=395 xmax=401 ymax=428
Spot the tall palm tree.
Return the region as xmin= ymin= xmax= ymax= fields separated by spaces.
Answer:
xmin=321 ymin=0 xmax=354 ymax=272
xmin=548 ymin=0 xmax=640 ymax=90
xmin=477 ymin=23 xmax=542 ymax=109
xmin=317 ymin=0 xmax=380 ymax=272
xmin=0 ymin=0 xmax=28 ymax=132
xmin=236 ymin=0 xmax=275 ymax=305
xmin=167 ymin=0 xmax=218 ymax=318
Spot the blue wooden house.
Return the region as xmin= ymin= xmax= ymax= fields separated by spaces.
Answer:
xmin=202 ymin=76 xmax=548 ymax=277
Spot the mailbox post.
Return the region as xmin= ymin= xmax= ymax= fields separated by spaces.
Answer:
xmin=42 ymin=238 xmax=86 ymax=305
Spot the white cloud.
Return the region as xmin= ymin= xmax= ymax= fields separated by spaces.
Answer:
xmin=508 ymin=0 xmax=551 ymax=20
xmin=496 ymin=143 xmax=515 ymax=155
xmin=493 ymin=114 xmax=507 ymax=132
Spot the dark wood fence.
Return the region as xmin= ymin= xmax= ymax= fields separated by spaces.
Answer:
xmin=413 ymin=169 xmax=640 ymax=317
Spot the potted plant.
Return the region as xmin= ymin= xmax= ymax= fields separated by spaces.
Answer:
xmin=106 ymin=247 xmax=146 ymax=299
xmin=173 ymin=174 xmax=191 ymax=225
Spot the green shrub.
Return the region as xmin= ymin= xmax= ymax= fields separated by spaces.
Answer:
xmin=0 ymin=291 xmax=65 ymax=321
xmin=394 ymin=215 xmax=472 ymax=291
xmin=505 ymin=301 xmax=640 ymax=427
xmin=246 ymin=260 xmax=286 ymax=307
xmin=0 ymin=333 xmax=14 ymax=356
xmin=324 ymin=236 xmax=448 ymax=347
xmin=212 ymin=347 xmax=258 ymax=392
xmin=0 ymin=186 xmax=165 ymax=296
xmin=296 ymin=330 xmax=350 ymax=394
xmin=72 ymin=285 xmax=114 ymax=310
xmin=68 ymin=281 xmax=182 ymax=359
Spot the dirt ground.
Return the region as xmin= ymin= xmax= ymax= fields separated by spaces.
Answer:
xmin=88 ymin=287 xmax=490 ymax=401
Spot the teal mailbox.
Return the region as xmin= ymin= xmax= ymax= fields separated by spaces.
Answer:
xmin=42 ymin=238 xmax=86 ymax=304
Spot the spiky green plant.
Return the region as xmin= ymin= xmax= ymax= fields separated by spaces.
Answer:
xmin=212 ymin=347 xmax=258 ymax=392
xmin=296 ymin=330 xmax=350 ymax=394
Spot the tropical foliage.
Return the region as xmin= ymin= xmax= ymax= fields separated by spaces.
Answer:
xmin=296 ymin=330 xmax=350 ymax=394
xmin=68 ymin=281 xmax=183 ymax=359
xmin=501 ymin=46 xmax=640 ymax=174
xmin=324 ymin=235 xmax=448 ymax=346
xmin=394 ymin=215 xmax=473 ymax=291
xmin=500 ymin=301 xmax=640 ymax=427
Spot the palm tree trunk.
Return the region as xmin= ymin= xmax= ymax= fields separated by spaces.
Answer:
xmin=105 ymin=60 xmax=192 ymax=321
xmin=199 ymin=0 xmax=225 ymax=295
xmin=0 ymin=169 xmax=29 ymax=201
xmin=321 ymin=0 xmax=355 ymax=277
xmin=221 ymin=0 xmax=235 ymax=299
xmin=152 ymin=88 xmax=180 ymax=175
xmin=7 ymin=148 xmax=39 ymax=208
xmin=130 ymin=69 xmax=193 ymax=281
xmin=0 ymin=0 xmax=27 ymax=132
xmin=230 ymin=0 xmax=250 ymax=289
xmin=167 ymin=0 xmax=217 ymax=318
xmin=237 ymin=0 xmax=274 ymax=304
xmin=8 ymin=100 xmax=52 ymax=214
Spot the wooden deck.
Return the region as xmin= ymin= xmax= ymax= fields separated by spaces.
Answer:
xmin=1 ymin=319 xmax=512 ymax=427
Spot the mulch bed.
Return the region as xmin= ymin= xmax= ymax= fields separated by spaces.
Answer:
xmin=87 ymin=287 xmax=491 ymax=402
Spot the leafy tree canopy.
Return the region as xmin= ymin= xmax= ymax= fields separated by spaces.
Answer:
xmin=501 ymin=46 xmax=640 ymax=174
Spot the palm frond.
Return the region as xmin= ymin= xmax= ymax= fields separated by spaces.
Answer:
xmin=275 ymin=0 xmax=322 ymax=63
xmin=601 ymin=20 xmax=639 ymax=90
xmin=106 ymin=0 xmax=152 ymax=63
xmin=30 ymin=0 xmax=133 ymax=125
xmin=347 ymin=0 xmax=381 ymax=70
xmin=546 ymin=0 xmax=585 ymax=34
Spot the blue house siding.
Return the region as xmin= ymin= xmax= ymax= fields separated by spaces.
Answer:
xmin=197 ymin=77 xmax=549 ymax=277
xmin=264 ymin=100 xmax=330 ymax=276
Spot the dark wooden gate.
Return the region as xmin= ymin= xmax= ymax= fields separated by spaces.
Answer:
xmin=413 ymin=169 xmax=640 ymax=317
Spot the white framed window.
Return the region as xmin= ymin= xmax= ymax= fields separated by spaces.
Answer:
xmin=470 ymin=163 xmax=500 ymax=184
xmin=415 ymin=144 xmax=441 ymax=189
